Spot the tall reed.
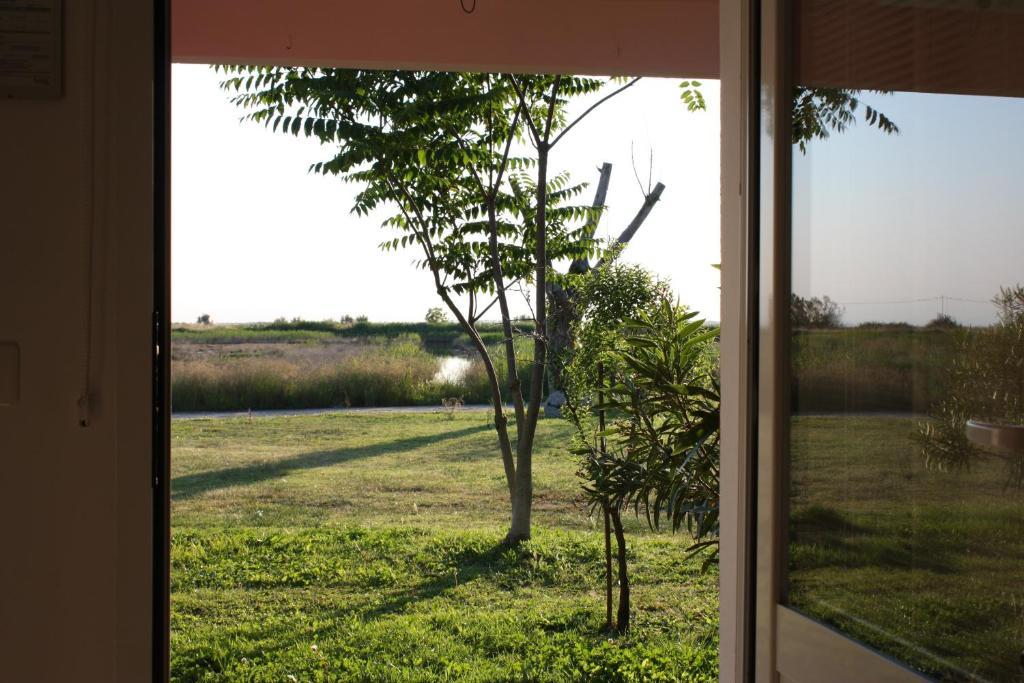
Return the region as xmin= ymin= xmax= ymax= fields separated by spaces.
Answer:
xmin=171 ymin=335 xmax=536 ymax=412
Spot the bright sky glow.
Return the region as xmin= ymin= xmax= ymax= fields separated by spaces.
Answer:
xmin=171 ymin=65 xmax=722 ymax=324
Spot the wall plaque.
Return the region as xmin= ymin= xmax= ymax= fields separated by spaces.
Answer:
xmin=0 ymin=0 xmax=61 ymax=99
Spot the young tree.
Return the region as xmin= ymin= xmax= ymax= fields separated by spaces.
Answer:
xmin=567 ymin=295 xmax=720 ymax=631
xmin=219 ymin=67 xmax=647 ymax=542
xmin=561 ymin=258 xmax=670 ymax=631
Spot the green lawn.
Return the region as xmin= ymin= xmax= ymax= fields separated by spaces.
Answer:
xmin=171 ymin=412 xmax=719 ymax=682
xmin=170 ymin=410 xmax=1024 ymax=681
xmin=789 ymin=415 xmax=1024 ymax=682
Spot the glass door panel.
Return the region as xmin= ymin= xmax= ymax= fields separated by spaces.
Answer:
xmin=784 ymin=1 xmax=1024 ymax=680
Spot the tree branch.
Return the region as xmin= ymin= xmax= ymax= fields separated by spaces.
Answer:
xmin=550 ymin=77 xmax=642 ymax=149
xmin=486 ymin=197 xmax=527 ymax=432
xmin=508 ymin=74 xmax=542 ymax=147
xmin=569 ymin=162 xmax=613 ymax=275
xmin=491 ymin=106 xmax=522 ymax=196
xmin=595 ymin=181 xmax=665 ymax=269
xmin=437 ymin=284 xmax=519 ymax=497
xmin=386 ymin=173 xmax=518 ymax=496
xmin=542 ymin=76 xmax=562 ymax=142
xmin=473 ymin=277 xmax=524 ymax=323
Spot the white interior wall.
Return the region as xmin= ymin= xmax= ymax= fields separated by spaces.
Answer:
xmin=0 ymin=1 xmax=153 ymax=679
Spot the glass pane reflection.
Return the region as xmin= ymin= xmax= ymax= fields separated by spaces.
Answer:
xmin=787 ymin=89 xmax=1024 ymax=681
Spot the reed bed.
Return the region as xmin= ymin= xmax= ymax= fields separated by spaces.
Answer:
xmin=173 ymin=324 xmax=963 ymax=413
xmin=172 ymin=335 xmax=534 ymax=412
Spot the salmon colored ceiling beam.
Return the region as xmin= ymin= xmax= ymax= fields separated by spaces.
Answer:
xmin=171 ymin=0 xmax=720 ymax=78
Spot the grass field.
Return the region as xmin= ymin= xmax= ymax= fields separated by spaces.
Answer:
xmin=169 ymin=408 xmax=1024 ymax=680
xmin=172 ymin=322 xmax=963 ymax=414
xmin=792 ymin=326 xmax=957 ymax=413
xmin=789 ymin=415 xmax=1024 ymax=681
xmin=171 ymin=412 xmax=720 ymax=682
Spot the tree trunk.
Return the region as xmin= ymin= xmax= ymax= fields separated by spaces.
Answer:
xmin=508 ymin=135 xmax=550 ymax=543
xmin=610 ymin=506 xmax=630 ymax=633
xmin=569 ymin=162 xmax=613 ymax=275
xmin=486 ymin=197 xmax=527 ymax=432
xmin=603 ymin=503 xmax=613 ymax=631
xmin=543 ymin=164 xmax=612 ymax=416
xmin=544 ymin=174 xmax=665 ymax=417
xmin=543 ymin=281 xmax=573 ymax=416
xmin=507 ymin=484 xmax=532 ymax=544
xmin=437 ymin=289 xmax=517 ymax=497
xmin=599 ymin=365 xmax=624 ymax=631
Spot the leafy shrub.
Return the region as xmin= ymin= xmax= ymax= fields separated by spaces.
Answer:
xmin=925 ymin=313 xmax=960 ymax=329
xmin=594 ymin=301 xmax=721 ymax=549
xmin=425 ymin=307 xmax=451 ymax=324
xmin=791 ymin=294 xmax=843 ymax=329
xmin=992 ymin=284 xmax=1024 ymax=326
xmin=916 ymin=285 xmax=1024 ymax=487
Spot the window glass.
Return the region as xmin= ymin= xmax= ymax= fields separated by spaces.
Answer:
xmin=788 ymin=1 xmax=1024 ymax=679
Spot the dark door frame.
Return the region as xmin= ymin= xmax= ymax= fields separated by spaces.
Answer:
xmin=153 ymin=0 xmax=171 ymax=680
xmin=146 ymin=7 xmax=762 ymax=681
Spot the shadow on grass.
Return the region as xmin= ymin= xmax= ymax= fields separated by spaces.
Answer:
xmin=360 ymin=542 xmax=511 ymax=619
xmin=358 ymin=539 xmax=600 ymax=621
xmin=172 ymin=423 xmax=493 ymax=500
xmin=791 ymin=505 xmax=957 ymax=574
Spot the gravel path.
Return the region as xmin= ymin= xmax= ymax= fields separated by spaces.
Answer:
xmin=172 ymin=404 xmax=499 ymax=420
xmin=174 ymin=407 xmax=924 ymax=421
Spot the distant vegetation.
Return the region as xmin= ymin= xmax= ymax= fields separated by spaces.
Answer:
xmin=925 ymin=313 xmax=960 ymax=329
xmin=172 ymin=319 xmax=533 ymax=351
xmin=171 ymin=323 xmax=534 ymax=412
xmin=791 ymin=294 xmax=843 ymax=329
xmin=793 ymin=326 xmax=957 ymax=413
xmin=173 ymin=320 xmax=964 ymax=415
xmin=424 ymin=307 xmax=451 ymax=324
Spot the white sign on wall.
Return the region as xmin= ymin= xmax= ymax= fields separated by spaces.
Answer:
xmin=0 ymin=0 xmax=61 ymax=99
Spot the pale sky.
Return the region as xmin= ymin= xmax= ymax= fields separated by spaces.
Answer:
xmin=172 ymin=65 xmax=722 ymax=324
xmin=793 ymin=90 xmax=1024 ymax=326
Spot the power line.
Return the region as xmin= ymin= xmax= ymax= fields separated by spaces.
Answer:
xmin=832 ymin=295 xmax=992 ymax=306
xmin=945 ymin=296 xmax=991 ymax=304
